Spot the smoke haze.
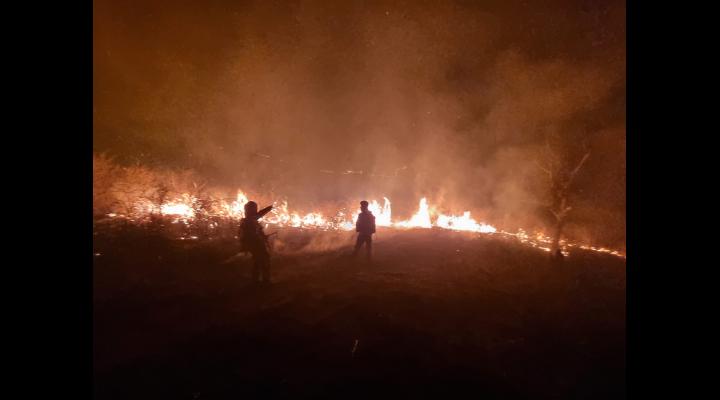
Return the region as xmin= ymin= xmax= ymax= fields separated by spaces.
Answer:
xmin=93 ymin=0 xmax=625 ymax=247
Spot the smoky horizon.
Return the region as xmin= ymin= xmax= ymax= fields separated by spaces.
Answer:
xmin=93 ymin=0 xmax=626 ymax=248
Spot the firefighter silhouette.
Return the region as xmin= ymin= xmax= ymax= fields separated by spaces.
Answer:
xmin=239 ymin=201 xmax=273 ymax=284
xmin=353 ymin=200 xmax=376 ymax=260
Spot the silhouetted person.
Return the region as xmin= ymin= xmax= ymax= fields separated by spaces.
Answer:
xmin=353 ymin=200 xmax=376 ymax=260
xmin=239 ymin=201 xmax=273 ymax=284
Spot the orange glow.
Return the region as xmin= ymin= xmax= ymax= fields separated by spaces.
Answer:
xmin=112 ymin=189 xmax=623 ymax=259
xmin=395 ymin=198 xmax=432 ymax=228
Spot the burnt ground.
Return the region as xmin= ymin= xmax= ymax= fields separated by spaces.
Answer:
xmin=93 ymin=227 xmax=625 ymax=399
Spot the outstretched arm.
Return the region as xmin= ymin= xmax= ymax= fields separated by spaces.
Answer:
xmin=257 ymin=205 xmax=273 ymax=219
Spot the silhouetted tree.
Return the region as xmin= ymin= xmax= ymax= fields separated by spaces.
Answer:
xmin=536 ymin=138 xmax=591 ymax=254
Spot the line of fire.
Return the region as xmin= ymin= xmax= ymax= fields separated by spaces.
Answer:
xmin=93 ymin=160 xmax=624 ymax=259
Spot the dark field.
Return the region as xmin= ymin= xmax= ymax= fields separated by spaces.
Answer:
xmin=93 ymin=227 xmax=625 ymax=399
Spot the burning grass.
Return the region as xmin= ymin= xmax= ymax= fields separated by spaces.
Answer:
xmin=94 ymin=153 xmax=625 ymax=259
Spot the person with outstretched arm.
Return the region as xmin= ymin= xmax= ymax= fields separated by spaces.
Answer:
xmin=239 ymin=201 xmax=273 ymax=284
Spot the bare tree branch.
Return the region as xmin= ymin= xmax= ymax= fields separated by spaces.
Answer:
xmin=567 ymin=152 xmax=591 ymax=185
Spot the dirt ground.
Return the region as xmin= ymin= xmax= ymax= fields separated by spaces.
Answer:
xmin=93 ymin=227 xmax=625 ymax=399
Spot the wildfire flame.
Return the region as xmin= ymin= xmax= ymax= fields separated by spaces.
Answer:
xmin=395 ymin=198 xmax=432 ymax=228
xmin=160 ymin=196 xmax=196 ymax=220
xmin=435 ymin=211 xmax=496 ymax=233
xmin=104 ymin=189 xmax=624 ymax=259
xmin=367 ymin=197 xmax=392 ymax=227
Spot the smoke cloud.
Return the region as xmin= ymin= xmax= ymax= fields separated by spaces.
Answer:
xmin=94 ymin=0 xmax=625 ymax=248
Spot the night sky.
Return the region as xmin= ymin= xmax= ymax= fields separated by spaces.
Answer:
xmin=93 ymin=0 xmax=625 ymax=245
